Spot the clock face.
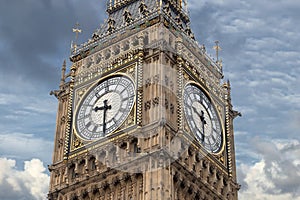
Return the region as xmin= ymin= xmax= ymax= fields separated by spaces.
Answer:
xmin=74 ymin=75 xmax=135 ymax=141
xmin=183 ymin=83 xmax=223 ymax=154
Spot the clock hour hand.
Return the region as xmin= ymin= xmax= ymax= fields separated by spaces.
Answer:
xmin=94 ymin=100 xmax=112 ymax=111
xmin=192 ymin=106 xmax=206 ymax=142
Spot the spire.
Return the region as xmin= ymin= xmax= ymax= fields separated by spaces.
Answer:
xmin=50 ymin=60 xmax=67 ymax=99
xmin=60 ymin=60 xmax=66 ymax=87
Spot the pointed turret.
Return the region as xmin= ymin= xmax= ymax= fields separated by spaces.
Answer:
xmin=60 ymin=60 xmax=66 ymax=87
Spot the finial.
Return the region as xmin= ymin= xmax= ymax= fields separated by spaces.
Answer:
xmin=201 ymin=44 xmax=206 ymax=53
xmin=71 ymin=22 xmax=82 ymax=52
xmin=123 ymin=9 xmax=133 ymax=25
xmin=163 ymin=2 xmax=171 ymax=16
xmin=181 ymin=0 xmax=188 ymax=14
xmin=107 ymin=17 xmax=116 ymax=33
xmin=108 ymin=0 xmax=113 ymax=9
xmin=139 ymin=0 xmax=149 ymax=16
xmin=222 ymin=80 xmax=231 ymax=90
xmin=213 ymin=41 xmax=221 ymax=62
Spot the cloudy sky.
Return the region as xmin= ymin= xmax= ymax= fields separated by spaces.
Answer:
xmin=0 ymin=0 xmax=299 ymax=199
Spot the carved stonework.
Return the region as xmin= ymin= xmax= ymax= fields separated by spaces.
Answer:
xmin=49 ymin=1 xmax=239 ymax=199
xmin=72 ymin=133 xmax=84 ymax=150
xmin=118 ymin=109 xmax=136 ymax=131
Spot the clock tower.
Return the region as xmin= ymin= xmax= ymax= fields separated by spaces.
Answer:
xmin=48 ymin=0 xmax=240 ymax=199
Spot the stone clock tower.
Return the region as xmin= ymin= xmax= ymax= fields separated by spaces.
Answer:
xmin=48 ymin=0 xmax=240 ymax=199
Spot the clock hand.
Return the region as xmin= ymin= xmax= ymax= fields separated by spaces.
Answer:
xmin=102 ymin=100 xmax=112 ymax=136
xmin=94 ymin=100 xmax=112 ymax=136
xmin=192 ymin=106 xmax=206 ymax=142
xmin=201 ymin=110 xmax=206 ymax=143
xmin=192 ymin=106 xmax=201 ymax=118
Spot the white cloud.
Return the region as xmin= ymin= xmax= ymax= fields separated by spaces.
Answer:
xmin=238 ymin=139 xmax=300 ymax=199
xmin=0 ymin=158 xmax=49 ymax=200
xmin=239 ymin=159 xmax=300 ymax=200
xmin=0 ymin=94 xmax=21 ymax=105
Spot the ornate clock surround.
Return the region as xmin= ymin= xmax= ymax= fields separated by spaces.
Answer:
xmin=69 ymin=60 xmax=141 ymax=154
xmin=180 ymin=65 xmax=229 ymax=169
xmin=183 ymin=81 xmax=225 ymax=155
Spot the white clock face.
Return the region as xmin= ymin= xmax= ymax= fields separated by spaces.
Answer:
xmin=183 ymin=84 xmax=223 ymax=154
xmin=75 ymin=75 xmax=135 ymax=141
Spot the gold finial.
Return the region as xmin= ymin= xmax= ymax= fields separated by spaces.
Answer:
xmin=71 ymin=22 xmax=82 ymax=52
xmin=73 ymin=22 xmax=82 ymax=41
xmin=213 ymin=41 xmax=221 ymax=62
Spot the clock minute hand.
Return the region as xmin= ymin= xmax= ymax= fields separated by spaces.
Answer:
xmin=102 ymin=100 xmax=112 ymax=136
xmin=200 ymin=110 xmax=206 ymax=143
xmin=192 ymin=106 xmax=206 ymax=142
xmin=192 ymin=106 xmax=200 ymax=118
xmin=94 ymin=100 xmax=112 ymax=136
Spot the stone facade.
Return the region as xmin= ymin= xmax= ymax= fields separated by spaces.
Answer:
xmin=49 ymin=0 xmax=240 ymax=199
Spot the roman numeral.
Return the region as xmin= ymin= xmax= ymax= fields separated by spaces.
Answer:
xmin=119 ymin=108 xmax=127 ymax=113
xmin=104 ymin=80 xmax=109 ymax=92
xmin=92 ymin=126 xmax=98 ymax=133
